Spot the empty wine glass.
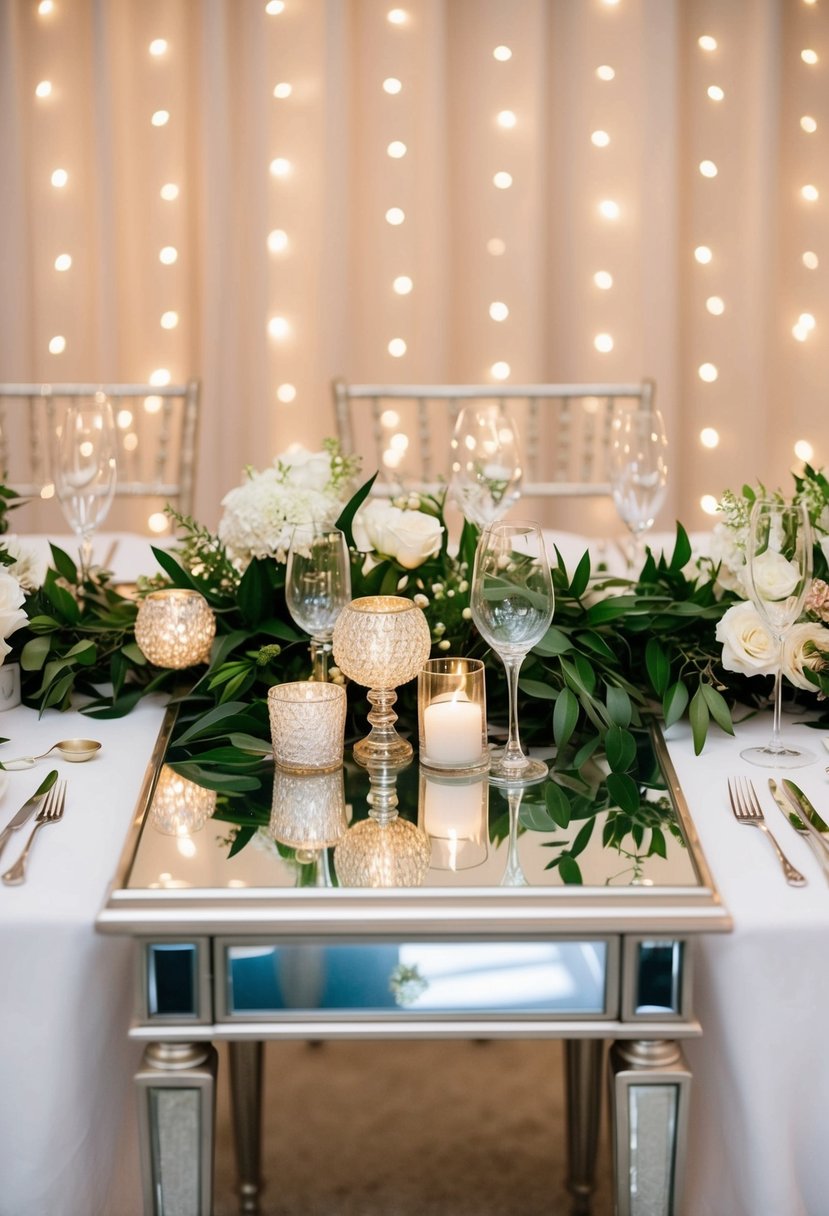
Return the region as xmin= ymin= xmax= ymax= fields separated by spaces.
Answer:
xmin=449 ymin=402 xmax=523 ymax=529
xmin=609 ymin=406 xmax=668 ymax=569
xmin=741 ymin=499 xmax=815 ymax=768
xmin=286 ymin=524 xmax=351 ymax=681
xmin=52 ymin=393 xmax=117 ymax=577
xmin=471 ymin=521 xmax=554 ymax=785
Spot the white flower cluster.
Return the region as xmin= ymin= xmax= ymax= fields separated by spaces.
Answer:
xmin=217 ymin=445 xmax=355 ymax=568
xmin=0 ymin=563 xmax=29 ymax=665
xmin=352 ymin=497 xmax=443 ymax=570
xmin=716 ymin=602 xmax=828 ymax=690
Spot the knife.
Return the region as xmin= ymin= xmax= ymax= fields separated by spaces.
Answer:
xmin=769 ymin=779 xmax=829 ymax=883
xmin=0 ymin=770 xmax=59 ymax=864
xmin=780 ymin=779 xmax=829 ymax=861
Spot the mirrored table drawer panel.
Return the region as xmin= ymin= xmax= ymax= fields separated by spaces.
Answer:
xmin=217 ymin=938 xmax=616 ymax=1020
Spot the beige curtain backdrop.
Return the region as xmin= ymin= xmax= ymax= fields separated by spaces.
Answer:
xmin=0 ymin=0 xmax=826 ymax=535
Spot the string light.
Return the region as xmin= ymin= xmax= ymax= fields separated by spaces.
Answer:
xmin=795 ymin=439 xmax=815 ymax=461
xmin=801 ymin=184 xmax=819 ymax=201
xmin=698 ymin=362 xmax=718 ymax=382
xmin=700 ymin=495 xmax=719 ymax=515
xmin=149 ymin=39 xmax=168 ymax=56
xmin=493 ymin=46 xmax=512 ymax=61
xmin=148 ymin=513 xmax=169 ymax=534
xmin=51 ymin=168 xmax=68 ymax=188
xmin=387 ymin=8 xmax=407 ymax=24
xmin=497 ymin=110 xmax=516 ymax=129
xmin=594 ymin=271 xmax=613 ymax=289
xmin=393 ymin=276 xmax=413 ymax=294
xmin=596 ymin=65 xmax=615 ymax=81
xmin=116 ymin=410 xmax=133 ymax=429
xmin=706 ymin=295 xmax=725 ymax=315
xmin=273 ymin=83 xmax=292 ymax=99
xmin=277 ymin=384 xmax=297 ymax=403
xmin=700 ymin=427 xmax=720 ymax=448
xmin=489 ymin=302 xmax=509 ymax=321
xmin=383 ymin=78 xmax=402 ymax=94
xmin=388 ymin=338 xmax=407 ymax=357
xmin=387 ymin=141 xmax=407 ymax=158
xmin=381 ymin=410 xmax=400 ymax=427
xmin=698 ymin=35 xmax=718 ymax=52
xmin=48 ymin=336 xmax=66 ymax=354
xmin=801 ymin=49 xmax=819 ymax=65
xmin=490 ymin=361 xmax=510 ymax=380
xmin=800 ymin=115 xmax=817 ymax=133
xmin=707 ymin=85 xmax=725 ymax=101
xmin=160 ymin=183 xmax=179 ymax=201
xmin=150 ymin=368 xmax=171 ymax=386
xmin=594 ymin=333 xmax=614 ymax=353
xmin=159 ymin=246 xmax=178 ymax=264
xmin=599 ymin=199 xmax=620 ymax=219
xmin=270 ymin=157 xmax=292 ymax=178
xmin=699 ymin=160 xmax=718 ymax=177
xmin=267 ymin=228 xmax=288 ymax=253
xmin=151 ymin=110 xmax=170 ymax=127
xmin=694 ymin=245 xmax=713 ymax=263
xmin=160 ymin=311 xmax=179 ymax=329
xmin=803 ymin=251 xmax=819 ymax=269
xmin=54 ymin=254 xmax=72 ymax=271
xmin=385 ymin=207 xmax=405 ymax=225
xmin=144 ymin=396 xmax=162 ymax=414
xmin=35 ymin=81 xmax=52 ymax=98
xmin=493 ymin=171 xmax=513 ymax=189
xmin=267 ymin=316 xmax=291 ymax=340
xmin=591 ymin=130 xmax=610 ymax=147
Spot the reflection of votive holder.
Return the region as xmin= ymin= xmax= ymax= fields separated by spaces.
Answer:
xmin=418 ymin=768 xmax=489 ymax=871
xmin=150 ymin=765 xmax=217 ymax=835
xmin=267 ymin=681 xmax=346 ymax=773
xmin=417 ymin=657 xmax=489 ymax=775
xmin=270 ymin=766 xmax=348 ymax=863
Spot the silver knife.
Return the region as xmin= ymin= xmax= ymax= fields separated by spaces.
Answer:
xmin=780 ymin=779 xmax=829 ymax=861
xmin=769 ymin=779 xmax=829 ymax=883
xmin=0 ymin=770 xmax=59 ymax=863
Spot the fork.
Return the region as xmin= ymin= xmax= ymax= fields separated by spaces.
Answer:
xmin=2 ymin=780 xmax=67 ymax=886
xmin=727 ymin=776 xmax=807 ymax=887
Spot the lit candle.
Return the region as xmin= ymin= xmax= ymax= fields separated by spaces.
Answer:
xmin=423 ymin=692 xmax=483 ymax=767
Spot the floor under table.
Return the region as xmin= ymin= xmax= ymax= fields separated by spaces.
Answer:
xmin=213 ymin=1038 xmax=614 ymax=1216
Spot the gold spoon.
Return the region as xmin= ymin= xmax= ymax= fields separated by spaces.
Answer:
xmin=0 ymin=739 xmax=102 ymax=770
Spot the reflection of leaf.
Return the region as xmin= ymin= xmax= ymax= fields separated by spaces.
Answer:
xmin=519 ymin=802 xmax=559 ymax=832
xmin=545 ymin=782 xmax=572 ymax=827
xmin=568 ymin=816 xmax=595 ymax=858
xmin=606 ymin=772 xmax=640 ymax=814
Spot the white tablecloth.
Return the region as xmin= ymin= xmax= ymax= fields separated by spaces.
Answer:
xmin=1 ymin=699 xmax=827 ymax=1215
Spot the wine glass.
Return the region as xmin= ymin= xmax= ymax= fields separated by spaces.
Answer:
xmin=52 ymin=393 xmax=117 ymax=577
xmin=286 ymin=524 xmax=351 ymax=681
xmin=470 ymin=521 xmax=554 ymax=785
xmin=741 ymin=499 xmax=815 ymax=768
xmin=609 ymin=406 xmax=668 ymax=569
xmin=449 ymin=402 xmax=523 ymax=528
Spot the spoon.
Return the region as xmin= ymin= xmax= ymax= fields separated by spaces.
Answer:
xmin=0 ymin=739 xmax=102 ymax=770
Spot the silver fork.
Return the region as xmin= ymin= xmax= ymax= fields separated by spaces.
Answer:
xmin=2 ymin=780 xmax=67 ymax=886
xmin=727 ymin=776 xmax=807 ymax=887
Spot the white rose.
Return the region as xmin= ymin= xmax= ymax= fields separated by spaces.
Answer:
xmin=707 ymin=521 xmax=747 ymax=594
xmin=353 ymin=500 xmax=403 ymax=555
xmin=715 ymin=601 xmax=777 ymax=677
xmin=781 ymin=622 xmax=829 ymax=690
xmin=3 ymin=536 xmax=47 ymax=591
xmin=748 ymin=549 xmax=800 ymax=601
xmin=277 ymin=445 xmax=332 ymax=493
xmin=0 ymin=567 xmax=25 ymax=617
xmin=386 ymin=510 xmax=443 ymax=569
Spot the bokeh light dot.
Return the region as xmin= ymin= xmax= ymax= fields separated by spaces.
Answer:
xmin=487 ymin=238 xmax=506 ymax=256
xmin=277 ymin=384 xmax=297 ymax=403
xmin=707 ymin=85 xmax=724 ymax=101
xmin=694 ymin=245 xmax=713 ymax=264
xmin=794 ymin=439 xmax=815 ymax=462
xmin=51 ymin=168 xmax=68 ymax=188
xmin=802 ymin=251 xmax=819 ymax=270
xmin=35 ymin=80 xmax=52 ymax=98
xmin=489 ymin=301 xmax=509 ymax=322
xmin=594 ymin=333 xmax=614 ymax=353
xmin=493 ymin=45 xmax=512 ymax=61
xmin=698 ymin=35 xmax=718 ymax=52
xmin=388 ymin=338 xmax=407 ymax=357
xmin=591 ymin=130 xmax=611 ymax=147
xmin=54 ymin=253 xmax=72 ymax=272
xmin=160 ymin=183 xmax=179 ymax=201
xmin=491 ymin=361 xmax=510 ymax=380
xmin=267 ymin=228 xmax=288 ymax=253
xmin=160 ymin=311 xmax=179 ymax=330
xmin=594 ymin=271 xmax=613 ymax=290
xmin=149 ymin=39 xmax=168 ymax=56
xmin=385 ymin=207 xmax=405 ymax=225
xmin=700 ymin=495 xmax=719 ymax=515
xmin=493 ymin=171 xmax=513 ymax=189
xmin=596 ymin=65 xmax=615 ymax=81
xmin=159 ymin=246 xmax=178 ymax=264
xmin=700 ymin=427 xmax=720 ymax=448
xmin=698 ymin=362 xmax=718 ymax=382
xmin=706 ymin=295 xmax=725 ymax=315
xmin=383 ymin=77 xmax=402 ymax=94
xmin=48 ymin=335 xmax=66 ymax=355
xmin=699 ymin=159 xmax=718 ymax=177
xmin=273 ymin=82 xmax=292 ymax=99
xmin=801 ymin=115 xmax=818 ymax=134
xmin=393 ymin=276 xmax=413 ymax=295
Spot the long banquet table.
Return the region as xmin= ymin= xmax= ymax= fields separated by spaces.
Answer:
xmin=1 ymin=692 xmax=828 ymax=1215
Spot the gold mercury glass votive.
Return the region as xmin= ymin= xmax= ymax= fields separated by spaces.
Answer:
xmin=332 ymin=595 xmax=431 ymax=766
xmin=149 ymin=764 xmax=217 ymax=836
xmin=268 ymin=681 xmax=347 ymax=773
xmin=135 ymin=589 xmax=216 ymax=669
xmin=418 ymin=657 xmax=489 ymax=775
xmin=270 ymin=766 xmax=348 ymax=863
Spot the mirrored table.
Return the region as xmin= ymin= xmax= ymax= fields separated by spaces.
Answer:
xmin=98 ymin=713 xmax=731 ymax=1216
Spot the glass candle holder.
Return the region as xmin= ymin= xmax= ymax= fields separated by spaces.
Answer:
xmin=270 ymin=766 xmax=348 ymax=863
xmin=268 ymin=681 xmax=346 ymax=773
xmin=135 ymin=589 xmax=216 ymax=669
xmin=332 ymin=595 xmax=431 ymax=766
xmin=418 ymin=769 xmax=489 ymax=872
xmin=417 ymin=657 xmax=489 ymax=775
xmin=149 ymin=765 xmax=217 ymax=836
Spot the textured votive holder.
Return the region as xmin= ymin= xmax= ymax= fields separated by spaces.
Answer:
xmin=418 ymin=657 xmax=489 ymax=775
xmin=268 ymin=681 xmax=346 ymax=773
xmin=270 ymin=766 xmax=348 ymax=862
xmin=135 ymin=589 xmax=216 ymax=669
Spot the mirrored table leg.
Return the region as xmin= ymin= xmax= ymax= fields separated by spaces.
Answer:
xmin=564 ymin=1038 xmax=604 ymax=1213
xmin=229 ymin=1040 xmax=264 ymax=1215
xmin=608 ymin=1039 xmax=691 ymax=1216
xmin=135 ymin=1041 xmax=218 ymax=1216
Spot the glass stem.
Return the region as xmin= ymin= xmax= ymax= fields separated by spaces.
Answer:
xmin=769 ymin=645 xmax=784 ymax=753
xmin=310 ymin=637 xmax=332 ymax=682
xmin=502 ymin=656 xmax=526 ymax=766
xmin=79 ymin=531 xmax=94 ymax=581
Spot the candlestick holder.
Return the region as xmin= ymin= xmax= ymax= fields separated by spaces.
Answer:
xmin=268 ymin=682 xmax=346 ymax=773
xmin=332 ymin=595 xmax=431 ymax=766
xmin=418 ymin=657 xmax=489 ymax=775
xmin=419 ymin=769 xmax=489 ymax=871
xmin=135 ymin=589 xmax=216 ymax=669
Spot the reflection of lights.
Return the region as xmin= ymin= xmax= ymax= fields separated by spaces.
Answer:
xmin=274 ymin=82 xmax=292 ymax=99
xmin=497 ymin=110 xmax=516 ymax=128
xmin=386 ymin=207 xmax=405 ymax=225
xmin=144 ymin=395 xmax=162 ymax=414
xmin=148 ymin=512 xmax=169 ymax=533
xmin=387 ymin=8 xmax=407 ymax=24
xmin=149 ymin=38 xmax=168 ymax=55
xmin=116 ymin=409 xmax=133 ymax=429
xmin=268 ymin=316 xmax=291 ymax=340
xmin=700 ymin=495 xmax=719 ymax=515
xmin=699 ymin=160 xmax=717 ymax=177
xmin=35 ymin=80 xmax=52 ymax=98
xmin=792 ymin=324 xmax=809 ymax=342
xmin=177 ymin=837 xmax=197 ymax=858
xmin=270 ymin=157 xmax=292 ymax=178
xmin=390 ymin=432 xmax=409 ymax=451
xmin=160 ymin=183 xmax=179 ymax=201
xmin=151 ymin=110 xmax=170 ymax=127
xmin=801 ymin=184 xmax=819 ymax=202
xmin=493 ymin=171 xmax=513 ymax=189
xmin=160 ymin=311 xmax=179 ymax=329
xmin=387 ymin=140 xmax=407 ymax=158
xmin=150 ymin=368 xmax=171 ymax=386
xmin=159 ymin=246 xmax=178 ymax=264
xmin=798 ymin=313 xmax=816 ymax=331
xmin=591 ymin=130 xmax=610 ymax=147
xmin=51 ymin=168 xmax=68 ymax=188
xmin=383 ymin=77 xmax=402 ymax=94
xmin=801 ymin=116 xmax=817 ymax=134
xmin=802 ymin=49 xmax=819 ymax=66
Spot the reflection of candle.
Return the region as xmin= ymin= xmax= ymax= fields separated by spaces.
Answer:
xmin=421 ymin=773 xmax=488 ymax=871
xmin=423 ymin=693 xmax=483 ymax=767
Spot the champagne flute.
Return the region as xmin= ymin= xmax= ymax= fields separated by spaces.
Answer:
xmin=741 ymin=499 xmax=815 ymax=768
xmin=52 ymin=393 xmax=117 ymax=578
xmin=609 ymin=406 xmax=668 ymax=569
xmin=471 ymin=521 xmax=554 ymax=785
xmin=286 ymin=524 xmax=351 ymax=681
xmin=449 ymin=403 xmax=523 ymax=528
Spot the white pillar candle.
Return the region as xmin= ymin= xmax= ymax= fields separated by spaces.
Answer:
xmin=423 ymin=695 xmax=483 ymax=767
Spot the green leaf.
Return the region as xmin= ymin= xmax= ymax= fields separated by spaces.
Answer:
xmin=699 ymin=682 xmax=735 ymax=735
xmin=605 ymin=684 xmax=632 ymax=727
xmin=606 ymin=772 xmax=641 ymax=815
xmin=380 ymin=564 xmax=401 ymax=596
xmin=575 ymin=630 xmax=616 ymax=662
xmin=64 ymin=639 xmax=96 ymax=666
xmin=645 ymin=638 xmax=670 ymax=696
xmin=43 ymin=569 xmax=80 ymax=623
xmin=569 ymin=549 xmax=591 ymax=599
xmin=83 ymin=687 xmax=154 ymax=718
xmin=649 ymin=826 xmax=667 ymax=859
xmin=663 ymin=681 xmax=689 ymax=728
xmin=335 ymin=473 xmax=378 ymax=549
xmin=237 ymin=558 xmax=273 ymax=627
xmin=558 ymin=855 xmax=583 ymax=884
xmin=568 ymin=816 xmax=596 ymax=859
xmin=165 ymin=761 xmax=260 ymax=793
xmin=228 ymin=733 xmax=273 ymax=754
xmin=669 ymin=523 xmax=692 ymax=572
xmin=175 ymin=701 xmax=253 ymax=745
xmin=150 ymin=546 xmax=201 ymax=590
xmin=43 ymin=670 xmax=74 ymax=709
xmin=545 ymin=782 xmax=572 ymax=828
xmin=533 ymin=626 xmax=572 ymax=657
xmin=518 ymin=677 xmax=557 ymax=700
xmin=121 ymin=641 xmax=147 ymax=665
xmin=257 ymin=618 xmax=302 ymax=642
xmin=227 ymin=825 xmax=257 ymax=858
xmin=26 ymin=614 xmax=60 ymax=634
xmin=689 ymin=686 xmax=710 ymax=755
xmin=49 ymin=543 xmax=78 ymax=583
xmin=572 ymin=735 xmax=600 ymax=768
xmin=605 ymin=724 xmax=637 ymax=773
xmin=553 ymin=687 xmax=579 ymax=748
xmin=20 ymin=635 xmax=52 ymax=672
